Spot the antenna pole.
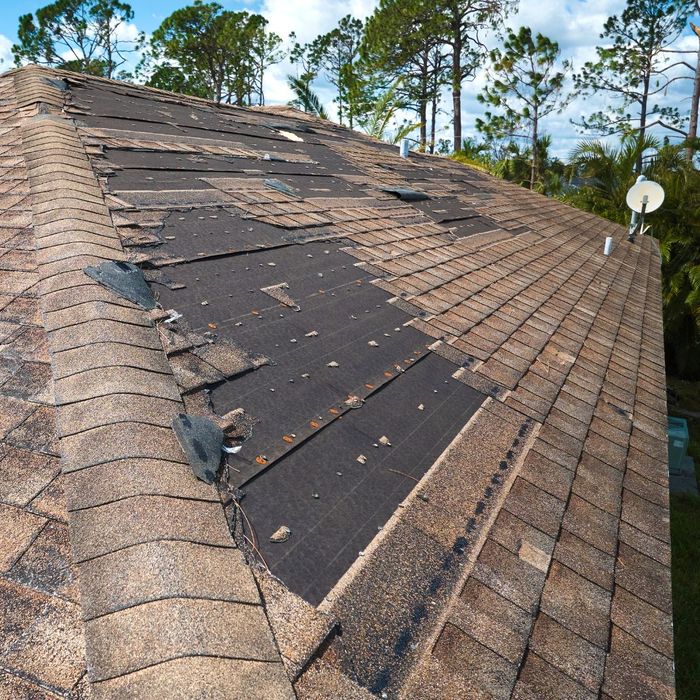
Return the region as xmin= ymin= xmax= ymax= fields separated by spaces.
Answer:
xmin=628 ymin=196 xmax=648 ymax=243
xmin=638 ymin=197 xmax=648 ymax=237
xmin=627 ymin=175 xmax=647 ymax=242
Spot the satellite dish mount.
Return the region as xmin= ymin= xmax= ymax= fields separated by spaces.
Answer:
xmin=626 ymin=175 xmax=665 ymax=243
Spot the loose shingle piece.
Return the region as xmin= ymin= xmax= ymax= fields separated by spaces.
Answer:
xmin=0 ymin=65 xmax=672 ymax=700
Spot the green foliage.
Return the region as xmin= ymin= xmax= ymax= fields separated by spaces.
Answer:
xmin=573 ymin=0 xmax=691 ymax=141
xmin=362 ymin=0 xmax=449 ymax=151
xmin=359 ymin=77 xmax=421 ymax=144
xmin=138 ymin=1 xmax=283 ymax=105
xmin=477 ymin=26 xmax=571 ymax=188
xmin=437 ymin=0 xmax=516 ymax=151
xmin=288 ymin=32 xmax=322 ymax=94
xmin=12 ymin=0 xmax=141 ymax=78
xmin=455 ymin=135 xmax=566 ymax=195
xmin=564 ymin=135 xmax=658 ymax=220
xmin=286 ymin=75 xmax=328 ymax=119
xmin=303 ymin=15 xmax=370 ymax=128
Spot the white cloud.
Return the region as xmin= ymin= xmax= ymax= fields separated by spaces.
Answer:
xmin=260 ymin=0 xmax=377 ymax=44
xmin=0 ymin=34 xmax=13 ymax=68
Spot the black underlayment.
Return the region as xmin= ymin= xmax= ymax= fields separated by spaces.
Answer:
xmin=73 ymin=77 xmax=487 ymax=605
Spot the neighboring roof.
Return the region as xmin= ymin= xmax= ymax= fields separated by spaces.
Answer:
xmin=0 ymin=65 xmax=673 ymax=700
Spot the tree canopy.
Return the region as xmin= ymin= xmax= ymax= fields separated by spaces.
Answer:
xmin=362 ymin=0 xmax=449 ymax=151
xmin=574 ymin=0 xmax=691 ymax=147
xmin=13 ymin=0 xmax=141 ymax=78
xmin=477 ymin=26 xmax=571 ymax=189
xmin=138 ymin=1 xmax=282 ymax=105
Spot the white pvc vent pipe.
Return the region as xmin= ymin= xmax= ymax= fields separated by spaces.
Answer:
xmin=603 ymin=236 xmax=613 ymax=256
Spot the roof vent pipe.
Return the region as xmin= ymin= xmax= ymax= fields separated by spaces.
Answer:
xmin=399 ymin=138 xmax=410 ymax=158
xmin=603 ymin=236 xmax=613 ymax=256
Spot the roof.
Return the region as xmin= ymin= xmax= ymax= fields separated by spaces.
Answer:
xmin=0 ymin=65 xmax=674 ymax=700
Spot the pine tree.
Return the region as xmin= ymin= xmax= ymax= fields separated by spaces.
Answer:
xmin=13 ymin=0 xmax=142 ymax=78
xmin=438 ymin=0 xmax=514 ymax=151
xmin=362 ymin=0 xmax=449 ymax=151
xmin=574 ymin=0 xmax=691 ymax=156
xmin=477 ymin=26 xmax=571 ymax=189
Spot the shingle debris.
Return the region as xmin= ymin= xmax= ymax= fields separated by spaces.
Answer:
xmin=172 ymin=413 xmax=224 ymax=484
xmin=380 ymin=186 xmax=430 ymax=202
xmin=84 ymin=260 xmax=156 ymax=309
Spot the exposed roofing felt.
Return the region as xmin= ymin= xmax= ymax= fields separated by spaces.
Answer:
xmin=0 ymin=65 xmax=673 ymax=700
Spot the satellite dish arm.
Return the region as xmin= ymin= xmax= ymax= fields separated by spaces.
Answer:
xmin=628 ymin=196 xmax=649 ymax=242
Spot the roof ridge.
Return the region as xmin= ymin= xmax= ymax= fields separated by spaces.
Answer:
xmin=11 ymin=66 xmax=294 ymax=698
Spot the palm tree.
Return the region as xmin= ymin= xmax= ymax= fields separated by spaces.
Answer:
xmin=287 ymin=75 xmax=328 ymax=119
xmin=359 ymin=77 xmax=421 ymax=144
xmin=565 ymin=135 xmax=659 ymax=222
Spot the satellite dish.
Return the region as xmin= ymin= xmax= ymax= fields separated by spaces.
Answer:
xmin=626 ymin=179 xmax=665 ymax=213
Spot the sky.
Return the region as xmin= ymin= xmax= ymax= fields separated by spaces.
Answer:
xmin=0 ymin=0 xmax=698 ymax=158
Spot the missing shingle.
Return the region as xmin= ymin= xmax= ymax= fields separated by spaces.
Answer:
xmin=45 ymin=78 xmax=67 ymax=91
xmin=84 ymin=260 xmax=156 ymax=309
xmin=264 ymin=121 xmax=313 ymax=134
xmin=142 ymin=268 xmax=186 ymax=290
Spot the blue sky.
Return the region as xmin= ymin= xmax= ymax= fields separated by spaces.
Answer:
xmin=1 ymin=0 xmax=698 ymax=157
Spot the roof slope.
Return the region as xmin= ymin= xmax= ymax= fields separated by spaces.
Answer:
xmin=0 ymin=65 xmax=673 ymax=700
xmin=0 ymin=69 xmax=89 ymax=699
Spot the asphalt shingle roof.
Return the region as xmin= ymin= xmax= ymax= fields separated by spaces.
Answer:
xmin=0 ymin=65 xmax=673 ymax=700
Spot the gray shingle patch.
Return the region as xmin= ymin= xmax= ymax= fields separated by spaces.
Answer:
xmin=84 ymin=260 xmax=156 ymax=310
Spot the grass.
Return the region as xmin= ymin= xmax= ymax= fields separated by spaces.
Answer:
xmin=667 ymin=377 xmax=700 ymax=699
xmin=670 ymin=493 xmax=700 ymax=699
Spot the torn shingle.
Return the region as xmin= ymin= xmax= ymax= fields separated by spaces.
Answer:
xmin=171 ymin=413 xmax=224 ymax=484
xmin=84 ymin=260 xmax=156 ymax=309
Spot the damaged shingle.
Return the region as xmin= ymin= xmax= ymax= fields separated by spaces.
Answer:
xmin=265 ymin=121 xmax=314 ymax=134
xmin=264 ymin=178 xmax=300 ymax=198
xmin=261 ymin=282 xmax=301 ymax=311
xmin=172 ymin=413 xmax=224 ymax=483
xmin=84 ymin=260 xmax=156 ymax=309
xmin=380 ymin=187 xmax=430 ymax=202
